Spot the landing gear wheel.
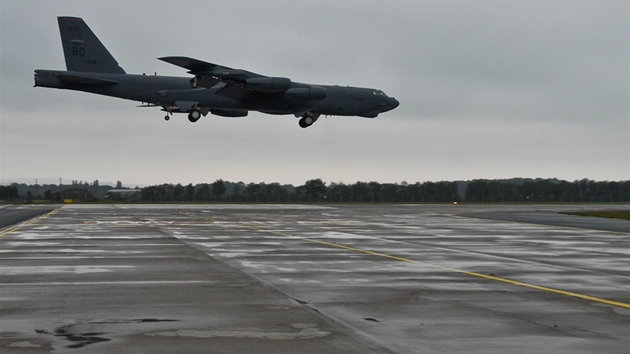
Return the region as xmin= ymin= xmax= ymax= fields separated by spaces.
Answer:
xmin=190 ymin=77 xmax=199 ymax=88
xmin=188 ymin=110 xmax=201 ymax=123
xmin=164 ymin=115 xmax=170 ymax=121
xmin=299 ymin=116 xmax=313 ymax=128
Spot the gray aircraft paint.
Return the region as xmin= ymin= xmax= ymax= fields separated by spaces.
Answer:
xmin=35 ymin=17 xmax=398 ymax=128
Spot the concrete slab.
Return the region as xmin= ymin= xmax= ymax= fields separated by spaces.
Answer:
xmin=1 ymin=204 xmax=628 ymax=353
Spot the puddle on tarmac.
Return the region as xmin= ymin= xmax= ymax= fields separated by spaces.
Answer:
xmin=146 ymin=323 xmax=330 ymax=340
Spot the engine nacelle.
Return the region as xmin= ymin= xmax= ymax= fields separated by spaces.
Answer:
xmin=210 ymin=109 xmax=248 ymax=117
xmin=284 ymin=86 xmax=327 ymax=101
xmin=245 ymin=77 xmax=292 ymax=92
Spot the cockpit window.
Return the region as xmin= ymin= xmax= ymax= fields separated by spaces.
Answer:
xmin=373 ymin=90 xmax=388 ymax=97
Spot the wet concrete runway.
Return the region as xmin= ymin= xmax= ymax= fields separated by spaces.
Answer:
xmin=1 ymin=204 xmax=628 ymax=353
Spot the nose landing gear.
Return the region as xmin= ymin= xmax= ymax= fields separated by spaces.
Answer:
xmin=163 ymin=106 xmax=173 ymax=121
xmin=190 ymin=76 xmax=199 ymax=88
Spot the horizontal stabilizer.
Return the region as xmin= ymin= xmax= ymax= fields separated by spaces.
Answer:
xmin=55 ymin=74 xmax=119 ymax=85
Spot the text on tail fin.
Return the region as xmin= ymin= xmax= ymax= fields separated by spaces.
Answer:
xmin=58 ymin=17 xmax=125 ymax=74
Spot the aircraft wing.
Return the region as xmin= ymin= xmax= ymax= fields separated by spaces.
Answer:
xmin=160 ymin=56 xmax=275 ymax=100
xmin=161 ymin=56 xmax=263 ymax=100
xmin=159 ymin=56 xmax=326 ymax=102
xmin=159 ymin=56 xmax=224 ymax=89
xmin=158 ymin=56 xmax=229 ymax=73
xmin=160 ymin=56 xmax=290 ymax=91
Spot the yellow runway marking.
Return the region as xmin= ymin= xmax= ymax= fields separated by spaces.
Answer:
xmin=178 ymin=211 xmax=630 ymax=309
xmin=0 ymin=208 xmax=61 ymax=237
xmin=241 ymin=224 xmax=630 ymax=309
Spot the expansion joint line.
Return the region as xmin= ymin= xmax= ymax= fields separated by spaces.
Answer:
xmin=240 ymin=224 xmax=630 ymax=309
xmin=0 ymin=208 xmax=61 ymax=237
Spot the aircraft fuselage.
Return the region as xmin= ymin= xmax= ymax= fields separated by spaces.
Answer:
xmin=35 ymin=69 xmax=397 ymax=118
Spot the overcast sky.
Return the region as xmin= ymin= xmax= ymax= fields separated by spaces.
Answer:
xmin=1 ymin=0 xmax=628 ymax=187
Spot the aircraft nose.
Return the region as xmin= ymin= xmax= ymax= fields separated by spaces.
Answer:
xmin=375 ymin=95 xmax=399 ymax=115
xmin=382 ymin=97 xmax=399 ymax=112
xmin=389 ymin=97 xmax=399 ymax=109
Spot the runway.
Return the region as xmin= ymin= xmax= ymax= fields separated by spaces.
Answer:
xmin=1 ymin=204 xmax=628 ymax=353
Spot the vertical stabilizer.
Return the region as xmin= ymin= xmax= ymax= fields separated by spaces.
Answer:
xmin=58 ymin=17 xmax=126 ymax=74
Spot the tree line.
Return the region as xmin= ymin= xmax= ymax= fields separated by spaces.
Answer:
xmin=139 ymin=179 xmax=462 ymax=203
xmin=3 ymin=178 xmax=629 ymax=203
xmin=463 ymin=179 xmax=629 ymax=202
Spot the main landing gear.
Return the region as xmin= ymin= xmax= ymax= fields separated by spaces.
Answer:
xmin=163 ymin=111 xmax=200 ymax=122
xmin=161 ymin=106 xmax=202 ymax=123
xmin=298 ymin=113 xmax=320 ymax=128
xmin=188 ymin=110 xmax=201 ymax=123
xmin=298 ymin=116 xmax=313 ymax=128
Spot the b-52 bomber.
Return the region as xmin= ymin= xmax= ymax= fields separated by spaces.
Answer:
xmin=35 ymin=17 xmax=399 ymax=128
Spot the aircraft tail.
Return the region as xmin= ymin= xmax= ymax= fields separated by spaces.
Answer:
xmin=58 ymin=17 xmax=125 ymax=74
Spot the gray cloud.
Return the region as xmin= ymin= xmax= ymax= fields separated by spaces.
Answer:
xmin=1 ymin=0 xmax=627 ymax=185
